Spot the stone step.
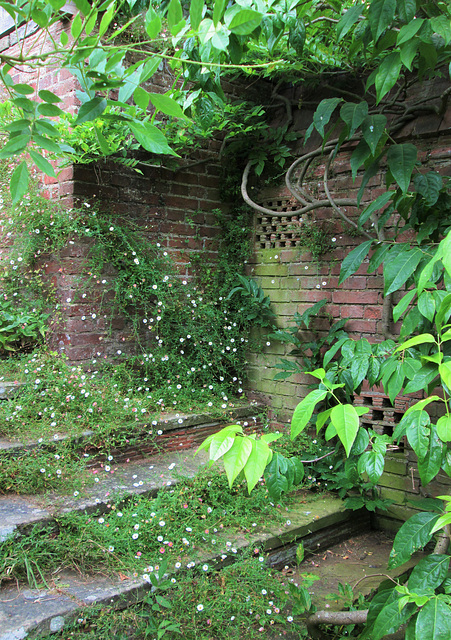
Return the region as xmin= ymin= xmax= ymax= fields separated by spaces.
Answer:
xmin=0 ymin=403 xmax=265 ymax=466
xmin=0 ymin=447 xmax=210 ymax=541
xmin=0 ymin=482 xmax=363 ymax=640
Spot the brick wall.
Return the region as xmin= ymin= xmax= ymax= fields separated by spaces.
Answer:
xmin=243 ymin=77 xmax=451 ymax=528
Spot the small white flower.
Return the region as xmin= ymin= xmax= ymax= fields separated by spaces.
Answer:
xmin=197 ymin=604 xmax=204 ymax=612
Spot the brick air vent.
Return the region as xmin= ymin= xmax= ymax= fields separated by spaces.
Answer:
xmin=354 ymin=391 xmax=420 ymax=453
xmin=256 ymin=198 xmax=304 ymax=249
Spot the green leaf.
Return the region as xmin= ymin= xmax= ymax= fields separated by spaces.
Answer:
xmin=358 ymin=450 xmax=385 ymax=483
xmin=145 ymin=6 xmax=162 ymax=38
xmin=312 ymin=97 xmax=342 ymax=138
xmin=368 ymin=0 xmax=396 ymax=41
xmin=388 ymin=512 xmax=440 ymax=569
xmin=339 ymin=240 xmax=373 ymax=285
xmin=288 ymin=20 xmax=306 ymax=56
xmin=10 ymin=161 xmax=29 ymax=204
xmin=209 ymin=432 xmax=236 ymax=461
xmin=384 ymin=247 xmax=424 ymax=296
xmin=359 ymin=191 xmax=395 ymax=227
xmin=13 ymin=83 xmax=34 ymax=95
xmin=340 ymin=101 xmax=368 ymax=139
xmin=150 ymin=93 xmax=188 ymax=120
xmin=74 ymin=97 xmax=107 ymax=125
xmin=229 ymin=9 xmax=262 ymax=35
xmin=330 ymin=404 xmax=359 ymax=457
xmin=213 ymin=0 xmax=226 ymax=26
xmin=375 ymin=52 xmax=402 ymax=103
xmin=71 ymin=13 xmax=83 ymax=39
xmin=37 ymin=103 xmax=64 ymax=117
xmin=394 ymin=333 xmax=436 ymax=352
xmin=28 ymin=149 xmax=56 ymax=178
xmin=372 ymin=597 xmax=414 ymax=640
xmin=435 ymin=292 xmax=451 ymax=332
xmin=291 ymin=390 xmax=328 ymax=439
xmin=400 ymin=38 xmax=419 ymax=70
xmin=168 ymin=0 xmax=183 ymax=29
xmin=189 ymin=0 xmax=203 ymax=29
xmin=38 ymin=90 xmax=62 ymax=103
xmin=99 ymin=3 xmax=116 ymax=37
xmin=415 ymin=598 xmax=451 ymax=640
xmin=413 ymin=172 xmax=443 ymax=206
xmin=0 ymin=133 xmax=30 ymax=158
xmin=437 ymin=415 xmax=451 ymax=443
xmin=431 ymin=15 xmax=451 ymax=46
xmin=361 ymin=114 xmax=387 ymax=155
xmin=133 ymin=87 xmax=150 ymax=111
xmin=439 ymin=361 xmax=451 ymax=391
xmin=350 ymin=339 xmax=372 ymax=387
xmin=243 ymin=439 xmax=272 ymax=493
xmin=386 ymin=143 xmax=418 ymax=193
xmin=393 ymin=289 xmax=417 ymax=322
xmin=405 ymin=410 xmax=431 ymax=460
xmin=336 ymin=4 xmax=362 ymax=41
xmin=418 ymin=291 xmax=437 ymax=322
xmin=397 ymin=0 xmax=416 ymax=23
xmin=418 ymin=426 xmax=444 ymax=485
xmin=350 ymin=140 xmax=372 ymax=179
xmin=408 ymin=555 xmax=449 ymax=596
xmin=222 ymin=437 xmax=253 ymax=487
xmin=264 ymin=452 xmax=290 ymax=501
xmin=397 ymin=17 xmax=424 ymax=44
xmin=404 ymin=363 xmax=439 ymax=394
xmin=129 ymin=122 xmax=178 ymax=156
xmin=368 ymin=242 xmax=391 ymax=273
xmin=404 ymin=396 xmax=443 ymax=418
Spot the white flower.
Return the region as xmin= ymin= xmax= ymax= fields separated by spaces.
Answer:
xmin=132 ymin=533 xmax=139 ymax=539
xmin=196 ymin=604 xmax=204 ymax=612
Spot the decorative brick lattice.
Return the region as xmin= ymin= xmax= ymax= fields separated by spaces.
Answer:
xmin=256 ymin=198 xmax=304 ymax=249
xmin=354 ymin=391 xmax=421 ymax=451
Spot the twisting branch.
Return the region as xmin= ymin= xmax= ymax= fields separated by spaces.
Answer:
xmin=324 ymin=149 xmax=375 ymax=240
xmin=306 ymin=609 xmax=368 ymax=639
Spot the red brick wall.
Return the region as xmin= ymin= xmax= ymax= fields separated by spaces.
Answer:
xmin=246 ymin=76 xmax=451 ymax=420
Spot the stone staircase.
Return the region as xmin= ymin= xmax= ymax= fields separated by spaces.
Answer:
xmin=0 ymin=399 xmax=417 ymax=640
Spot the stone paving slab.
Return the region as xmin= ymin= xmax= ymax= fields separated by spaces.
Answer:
xmin=0 ymin=403 xmax=264 ymax=454
xmin=0 ymin=491 xmax=352 ymax=640
xmin=0 ymin=448 xmax=209 ymax=541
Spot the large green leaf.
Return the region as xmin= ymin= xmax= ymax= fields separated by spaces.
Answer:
xmin=150 ymin=93 xmax=188 ymax=120
xmin=330 ymin=404 xmax=359 ymax=456
xmin=375 ymin=52 xmax=402 ymax=103
xmin=291 ymin=390 xmax=328 ymax=439
xmin=439 ymin=361 xmax=451 ymax=391
xmin=129 ymin=122 xmax=178 ymax=156
xmin=10 ymin=161 xmax=29 ymax=204
xmin=393 ymin=289 xmax=417 ymax=322
xmin=228 ymin=9 xmax=262 ymax=35
xmin=397 ymin=0 xmax=416 ymax=23
xmin=405 ymin=410 xmax=430 ymax=460
xmin=264 ymin=452 xmax=290 ymax=501
xmin=243 ymin=439 xmax=272 ymax=493
xmin=361 ymin=114 xmax=387 ymax=155
xmin=394 ymin=333 xmax=436 ymax=352
xmin=404 ymin=364 xmax=439 ymax=394
xmin=167 ymin=0 xmax=183 ymax=29
xmin=350 ymin=339 xmax=372 ymax=387
xmin=0 ymin=133 xmax=30 ymax=158
xmin=74 ymin=97 xmax=107 ymax=125
xmin=358 ymin=450 xmax=385 ymax=483
xmin=372 ymin=597 xmax=414 ymax=640
xmin=418 ymin=290 xmax=437 ymax=322
xmin=384 ymin=246 xmax=424 ymax=295
xmin=418 ymin=426 xmax=444 ymax=486
xmin=312 ymin=97 xmax=342 ymax=138
xmin=145 ymin=6 xmax=162 ymax=37
xmin=340 ymin=101 xmax=368 ymax=139
xmin=28 ymin=149 xmax=56 ymax=178
xmin=415 ymin=598 xmax=451 ymax=640
xmin=388 ymin=512 xmax=440 ymax=568
xmin=339 ymin=240 xmax=373 ymax=285
xmin=359 ymin=191 xmax=395 ymax=228
xmin=337 ymin=4 xmax=362 ymax=41
xmin=437 ymin=415 xmax=451 ymax=443
xmin=368 ymin=0 xmax=396 ymax=41
xmin=386 ymin=143 xmax=418 ymax=193
xmin=408 ymin=555 xmax=450 ymax=596
xmin=413 ymin=172 xmax=443 ymax=206
xmin=222 ymin=437 xmax=253 ymax=487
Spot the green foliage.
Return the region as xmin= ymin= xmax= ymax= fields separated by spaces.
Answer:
xmin=0 ymin=297 xmax=49 ymax=355
xmin=226 ymin=274 xmax=277 ymax=328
